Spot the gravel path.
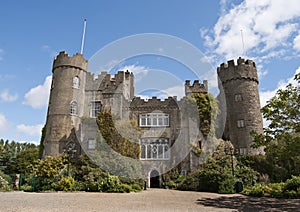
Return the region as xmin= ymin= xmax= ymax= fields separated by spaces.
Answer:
xmin=0 ymin=189 xmax=299 ymax=212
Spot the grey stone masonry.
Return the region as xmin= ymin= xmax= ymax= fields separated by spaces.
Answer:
xmin=43 ymin=52 xmax=264 ymax=184
xmin=217 ymin=57 xmax=264 ymax=155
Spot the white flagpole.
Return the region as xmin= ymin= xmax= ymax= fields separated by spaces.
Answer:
xmin=240 ymin=29 xmax=245 ymax=57
xmin=80 ymin=19 xmax=87 ymax=54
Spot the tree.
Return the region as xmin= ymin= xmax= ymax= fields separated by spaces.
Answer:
xmin=252 ymin=72 xmax=300 ymax=181
xmin=0 ymin=139 xmax=39 ymax=176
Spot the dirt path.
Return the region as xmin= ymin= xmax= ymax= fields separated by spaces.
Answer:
xmin=0 ymin=189 xmax=299 ymax=211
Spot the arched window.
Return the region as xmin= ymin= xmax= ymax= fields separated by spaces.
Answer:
xmin=73 ymin=76 xmax=80 ymax=89
xmin=70 ymin=101 xmax=78 ymax=115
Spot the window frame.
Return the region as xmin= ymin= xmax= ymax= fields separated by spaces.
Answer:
xmin=70 ymin=101 xmax=78 ymax=115
xmin=237 ymin=119 xmax=245 ymax=128
xmin=140 ymin=138 xmax=170 ymax=160
xmin=139 ymin=113 xmax=169 ymax=127
xmin=234 ymin=94 xmax=243 ymax=102
xmin=72 ymin=76 xmax=80 ymax=89
xmin=90 ymin=101 xmax=102 ymax=118
xmin=87 ymin=138 xmax=96 ymax=150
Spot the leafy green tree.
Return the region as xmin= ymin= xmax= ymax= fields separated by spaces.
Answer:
xmin=179 ymin=140 xmax=258 ymax=193
xmin=13 ymin=145 xmax=39 ymax=175
xmin=252 ymin=72 xmax=300 ymax=181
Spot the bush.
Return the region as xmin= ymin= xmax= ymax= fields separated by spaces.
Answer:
xmin=131 ymin=183 xmax=142 ymax=192
xmin=177 ymin=170 xmax=200 ymax=191
xmin=117 ymin=184 xmax=132 ymax=193
xmin=20 ymin=184 xmax=32 ymax=192
xmin=101 ymin=174 xmax=121 ymax=192
xmin=242 ymin=184 xmax=266 ymax=197
xmin=52 ymin=176 xmax=79 ymax=191
xmin=218 ymin=176 xmax=236 ymax=194
xmin=242 ymin=176 xmax=300 ymax=199
xmin=0 ymin=175 xmax=11 ymax=191
xmin=283 ymin=175 xmax=300 ymax=192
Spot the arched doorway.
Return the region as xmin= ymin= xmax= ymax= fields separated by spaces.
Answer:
xmin=150 ymin=170 xmax=160 ymax=188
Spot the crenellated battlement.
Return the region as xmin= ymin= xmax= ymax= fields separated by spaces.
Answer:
xmin=53 ymin=51 xmax=88 ymax=72
xmin=130 ymin=96 xmax=178 ymax=109
xmin=185 ymin=79 xmax=208 ymax=96
xmin=217 ymin=57 xmax=258 ymax=84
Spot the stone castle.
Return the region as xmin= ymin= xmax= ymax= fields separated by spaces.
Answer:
xmin=43 ymin=51 xmax=263 ymax=187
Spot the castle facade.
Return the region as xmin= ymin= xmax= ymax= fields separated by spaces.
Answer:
xmin=43 ymin=51 xmax=263 ymax=187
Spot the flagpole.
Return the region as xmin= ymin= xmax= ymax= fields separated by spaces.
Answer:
xmin=80 ymin=19 xmax=87 ymax=54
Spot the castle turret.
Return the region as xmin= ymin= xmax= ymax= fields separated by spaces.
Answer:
xmin=43 ymin=51 xmax=88 ymax=156
xmin=217 ymin=57 xmax=263 ymax=155
xmin=185 ymin=80 xmax=208 ymax=96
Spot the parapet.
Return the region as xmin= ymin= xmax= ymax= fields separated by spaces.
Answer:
xmin=185 ymin=80 xmax=208 ymax=96
xmin=53 ymin=51 xmax=88 ymax=72
xmin=130 ymin=96 xmax=178 ymax=109
xmin=217 ymin=57 xmax=258 ymax=84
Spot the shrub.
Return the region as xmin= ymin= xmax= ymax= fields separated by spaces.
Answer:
xmin=269 ymin=182 xmax=284 ymax=198
xmin=131 ymin=183 xmax=142 ymax=192
xmin=0 ymin=175 xmax=11 ymax=191
xmin=117 ymin=184 xmax=132 ymax=193
xmin=174 ymin=176 xmax=186 ymax=184
xmin=20 ymin=184 xmax=32 ymax=192
xmin=101 ymin=174 xmax=121 ymax=192
xmin=245 ymin=184 xmax=265 ymax=197
xmin=177 ymin=170 xmax=200 ymax=191
xmin=283 ymin=175 xmax=300 ymax=192
xmin=218 ymin=176 xmax=236 ymax=194
xmin=52 ymin=176 xmax=79 ymax=191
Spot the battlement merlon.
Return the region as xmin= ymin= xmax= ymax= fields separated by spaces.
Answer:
xmin=217 ymin=57 xmax=259 ymax=84
xmin=185 ymin=80 xmax=208 ymax=96
xmin=52 ymin=51 xmax=88 ymax=72
xmin=115 ymin=70 xmax=134 ymax=82
xmin=217 ymin=57 xmax=258 ymax=83
xmin=130 ymin=96 xmax=178 ymax=108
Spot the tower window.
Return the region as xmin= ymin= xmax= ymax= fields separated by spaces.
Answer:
xmin=88 ymin=139 xmax=95 ymax=150
xmin=73 ymin=76 xmax=80 ymax=89
xmin=90 ymin=101 xmax=102 ymax=118
xmin=70 ymin=101 xmax=78 ymax=115
xmin=239 ymin=148 xmax=247 ymax=155
xmin=235 ymin=94 xmax=243 ymax=101
xmin=237 ymin=119 xmax=245 ymax=128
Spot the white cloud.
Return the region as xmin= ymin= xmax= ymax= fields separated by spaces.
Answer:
xmin=23 ymin=76 xmax=52 ymax=109
xmin=293 ymin=34 xmax=300 ymax=51
xmin=260 ymin=66 xmax=300 ymax=107
xmin=0 ymin=113 xmax=9 ymax=135
xmin=0 ymin=90 xmax=18 ymax=102
xmin=259 ymin=66 xmax=299 ymax=127
xmin=201 ymin=0 xmax=300 ymax=62
xmin=16 ymin=124 xmax=43 ymax=137
xmin=160 ymin=85 xmax=185 ymax=100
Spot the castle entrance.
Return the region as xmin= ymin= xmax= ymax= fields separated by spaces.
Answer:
xmin=150 ymin=170 xmax=160 ymax=188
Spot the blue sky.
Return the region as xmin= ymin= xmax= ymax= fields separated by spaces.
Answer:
xmin=0 ymin=0 xmax=300 ymax=144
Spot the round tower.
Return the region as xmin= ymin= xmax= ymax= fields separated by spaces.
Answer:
xmin=43 ymin=51 xmax=88 ymax=157
xmin=217 ymin=57 xmax=263 ymax=155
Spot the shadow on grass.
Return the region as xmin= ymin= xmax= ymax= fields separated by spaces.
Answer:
xmin=196 ymin=195 xmax=300 ymax=212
